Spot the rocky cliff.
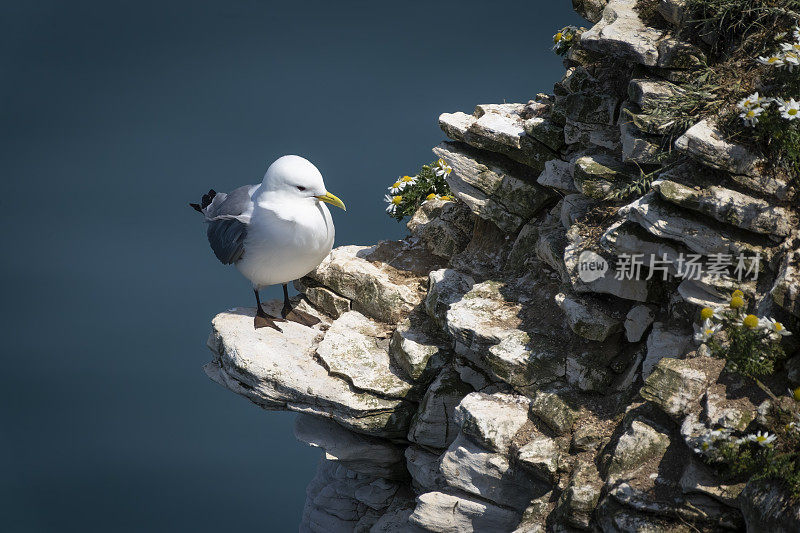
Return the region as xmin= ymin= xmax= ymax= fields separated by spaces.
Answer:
xmin=204 ymin=1 xmax=800 ymax=531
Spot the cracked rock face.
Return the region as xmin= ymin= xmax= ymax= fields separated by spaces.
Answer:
xmin=204 ymin=0 xmax=800 ymax=529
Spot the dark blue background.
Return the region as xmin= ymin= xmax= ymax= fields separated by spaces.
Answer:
xmin=0 ymin=1 xmax=581 ymax=530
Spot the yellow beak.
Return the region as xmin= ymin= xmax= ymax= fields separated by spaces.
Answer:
xmin=316 ymin=191 xmax=346 ymax=211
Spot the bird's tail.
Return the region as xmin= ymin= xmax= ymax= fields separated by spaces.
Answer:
xmin=189 ymin=189 xmax=217 ymax=213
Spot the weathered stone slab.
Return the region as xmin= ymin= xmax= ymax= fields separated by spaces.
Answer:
xmin=772 ymin=244 xmax=800 ymax=318
xmin=555 ymin=291 xmax=623 ymax=342
xmin=407 ymin=198 xmax=473 ymax=259
xmin=640 ymin=357 xmax=712 ymax=420
xmin=205 ymin=303 xmax=415 ymax=438
xmin=433 ymin=141 xmax=554 ymax=234
xmin=390 ymin=310 xmax=453 ymax=385
xmin=409 ymin=491 xmax=520 ymax=533
xmin=294 ymin=414 xmax=407 ymax=480
xmin=455 ymin=392 xmax=532 ymax=453
xmin=674 ymin=119 xmax=765 ymax=177
xmin=407 ymin=365 xmax=473 ymax=449
xmin=305 ymin=242 xmax=442 ymax=324
xmin=316 ymin=311 xmax=419 ymax=400
xmin=654 ymin=179 xmax=795 ymax=237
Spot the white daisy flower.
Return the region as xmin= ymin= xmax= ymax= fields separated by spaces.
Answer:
xmin=384 ymin=194 xmax=403 ymax=214
xmin=399 ymin=175 xmax=417 ymax=187
xmin=783 ymin=52 xmax=800 ymax=71
xmin=388 ymin=180 xmax=406 ymax=194
xmin=778 ymin=98 xmax=800 ymax=120
xmin=748 ymin=431 xmax=776 ymax=447
xmin=780 ymin=41 xmax=800 ymax=53
xmin=433 ymin=158 xmax=452 ymax=178
xmin=761 ymin=317 xmax=793 ymax=338
xmin=758 ymin=55 xmax=786 ymax=67
xmin=694 ymin=319 xmax=721 ymax=343
xmin=737 ymin=92 xmax=764 ymax=110
xmin=740 ymin=106 xmax=764 ymax=127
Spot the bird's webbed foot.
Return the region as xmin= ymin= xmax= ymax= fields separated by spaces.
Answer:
xmin=254 ymin=309 xmax=284 ymax=331
xmin=281 ymin=305 xmax=321 ymax=327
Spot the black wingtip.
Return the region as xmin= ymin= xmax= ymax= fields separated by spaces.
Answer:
xmin=189 ymin=202 xmax=203 ymax=213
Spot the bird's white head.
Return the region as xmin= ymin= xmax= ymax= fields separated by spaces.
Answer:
xmin=259 ymin=155 xmax=346 ymax=211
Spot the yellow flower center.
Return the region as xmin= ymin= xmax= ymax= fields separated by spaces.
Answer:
xmin=756 ymin=435 xmax=767 ymax=442
xmin=730 ymin=295 xmax=745 ymax=309
xmin=732 ymin=289 xmax=744 ymax=298
xmin=704 ymin=329 xmax=713 ymax=336
xmin=700 ymin=307 xmax=714 ymax=320
xmin=743 ymin=314 xmax=759 ymax=328
xmin=392 ymin=181 xmax=402 ymax=188
xmin=401 ymin=176 xmax=415 ymax=182
xmin=775 ymin=322 xmax=784 ymax=332
xmin=391 ymin=195 xmax=402 ymax=205
xmin=789 ymin=108 xmax=798 ymax=116
xmin=701 ymin=442 xmax=709 ymax=450
xmin=747 ymin=110 xmax=756 ymax=117
xmin=426 ymin=193 xmax=437 ymax=200
xmin=768 ymin=57 xmax=780 ymax=63
xmin=554 ymin=32 xmax=563 ymax=43
xmin=440 ymin=195 xmax=453 ymax=201
xmin=793 ymin=387 xmax=800 ymax=402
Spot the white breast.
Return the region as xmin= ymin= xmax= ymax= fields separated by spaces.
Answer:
xmin=235 ymin=200 xmax=335 ymax=289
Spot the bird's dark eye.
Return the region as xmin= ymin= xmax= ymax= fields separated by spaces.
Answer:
xmin=296 ymin=186 xmax=306 ymax=191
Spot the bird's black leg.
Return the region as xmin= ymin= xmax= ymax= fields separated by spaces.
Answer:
xmin=281 ymin=284 xmax=292 ymax=318
xmin=281 ymin=283 xmax=321 ymax=327
xmin=253 ymin=289 xmax=282 ymax=331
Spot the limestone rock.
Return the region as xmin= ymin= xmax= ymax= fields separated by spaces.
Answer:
xmin=407 ymin=198 xmax=473 ymax=259
xmin=306 ymin=242 xmax=442 ymax=324
xmin=433 ymin=141 xmax=554 ymax=234
xmin=438 ymin=278 xmax=575 ymax=393
xmin=505 ymin=220 xmax=541 ymax=273
xmin=390 ymin=310 xmax=453 ymax=385
xmin=537 ymin=159 xmax=578 ymax=193
xmin=674 ymin=119 xmax=765 ymax=178
xmin=455 ymin=392 xmax=532 ymax=453
xmin=619 ymin=113 xmax=664 ymax=164
xmin=573 ymin=0 xmax=609 ymax=23
xmin=316 ymin=311 xmax=420 ymax=400
xmin=604 ymin=419 xmax=670 ymax=480
xmin=641 ymin=322 xmax=690 ymax=378
xmin=205 ymin=304 xmax=414 ymax=438
xmin=640 ymin=356 xmax=710 ymax=420
xmin=628 ymin=77 xmax=682 ymax=109
xmin=300 ymin=459 xmax=402 ymax=533
xmin=654 ymin=179 xmax=795 ymax=237
xmin=579 ymin=0 xmax=662 ymax=66
xmin=572 ymin=153 xmax=636 ymax=200
xmin=555 ymin=291 xmax=623 ymax=342
xmin=425 ymin=268 xmax=475 ymax=328
xmin=524 ymin=117 xmax=565 ymax=152
xmin=530 ymin=390 xmax=578 ymax=436
xmin=408 ymin=491 xmax=520 ymax=533
xmin=772 ymin=245 xmax=800 ymax=318
xmin=553 ymin=92 xmax=619 ymax=127
xmin=554 ymin=461 xmax=603 ymax=529
xmin=407 ymin=366 xmax=473 ymax=449
xmin=294 ymin=279 xmax=351 ymax=319
xmin=440 ymin=433 xmax=545 ymax=510
xmin=620 ymin=191 xmax=774 ymax=258
xmin=740 ymin=479 xmax=800 ymax=533
xmin=405 ymin=446 xmax=446 ymax=493
xmin=623 ymin=304 xmax=655 ymax=342
xmin=659 ymin=0 xmax=687 ymax=26
xmin=564 ymin=119 xmax=621 ymax=150
xmin=438 ymin=109 xmax=556 ymax=171
xmin=680 ymin=458 xmax=744 ymax=508
xmin=561 ymin=194 xmax=598 ymax=230
xmin=516 ymin=436 xmax=561 ymax=483
xmin=294 ymin=414 xmax=407 ymax=480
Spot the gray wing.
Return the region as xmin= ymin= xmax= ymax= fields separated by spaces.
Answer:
xmin=204 ymin=185 xmax=257 ymax=265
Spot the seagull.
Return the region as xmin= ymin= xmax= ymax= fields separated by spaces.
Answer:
xmin=190 ymin=155 xmax=346 ymax=330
